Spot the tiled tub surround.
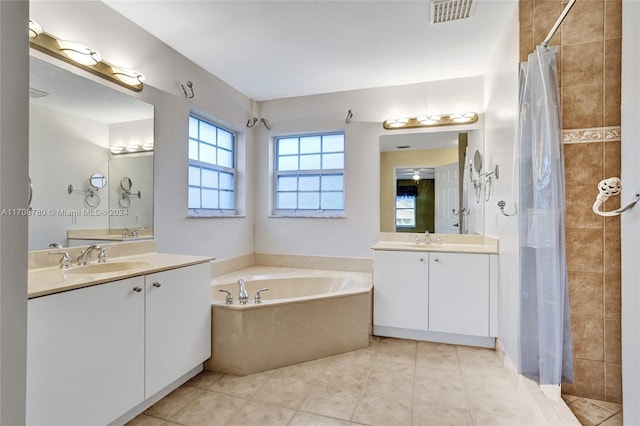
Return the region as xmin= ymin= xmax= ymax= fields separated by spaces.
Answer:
xmin=205 ymin=267 xmax=372 ymax=376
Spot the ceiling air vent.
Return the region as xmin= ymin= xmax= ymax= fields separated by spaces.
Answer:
xmin=431 ymin=0 xmax=475 ymax=24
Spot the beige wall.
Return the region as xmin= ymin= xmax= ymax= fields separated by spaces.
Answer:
xmin=379 ymin=148 xmax=458 ymax=232
xmin=520 ymin=0 xmax=622 ymax=403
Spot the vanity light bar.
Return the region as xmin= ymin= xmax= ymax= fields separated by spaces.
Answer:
xmin=383 ymin=112 xmax=478 ymax=130
xmin=110 ymin=144 xmax=154 ymax=155
xmin=28 ymin=20 xmax=144 ymax=92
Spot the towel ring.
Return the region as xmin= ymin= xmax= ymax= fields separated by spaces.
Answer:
xmin=498 ymin=200 xmax=517 ymax=217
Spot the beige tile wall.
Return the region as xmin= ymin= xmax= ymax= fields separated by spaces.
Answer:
xmin=519 ymin=0 xmax=622 ymax=403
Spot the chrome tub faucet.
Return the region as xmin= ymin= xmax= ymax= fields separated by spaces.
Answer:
xmin=237 ymin=279 xmax=248 ymax=304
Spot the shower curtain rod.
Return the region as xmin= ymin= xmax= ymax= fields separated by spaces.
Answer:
xmin=540 ymin=0 xmax=577 ymax=48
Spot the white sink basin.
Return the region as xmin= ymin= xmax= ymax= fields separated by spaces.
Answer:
xmin=64 ymin=261 xmax=151 ymax=275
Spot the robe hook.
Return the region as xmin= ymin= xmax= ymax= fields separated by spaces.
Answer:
xmin=346 ymin=109 xmax=353 ymax=124
xmin=260 ymin=117 xmax=271 ymax=130
xmin=246 ymin=117 xmax=258 ymax=128
xmin=181 ymin=80 xmax=195 ymax=98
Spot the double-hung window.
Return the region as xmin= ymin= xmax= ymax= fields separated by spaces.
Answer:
xmin=274 ymin=132 xmax=345 ymax=217
xmin=395 ymin=194 xmax=417 ymax=228
xmin=188 ymin=115 xmax=236 ymax=216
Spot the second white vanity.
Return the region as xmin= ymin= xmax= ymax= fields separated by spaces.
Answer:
xmin=372 ymin=233 xmax=498 ymax=348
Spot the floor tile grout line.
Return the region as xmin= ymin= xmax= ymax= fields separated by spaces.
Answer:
xmin=348 ymin=338 xmax=380 ymax=424
xmin=454 ymin=345 xmax=479 ymax=426
xmin=134 ymin=337 xmax=549 ymax=426
xmin=149 ymin=386 xmax=206 ymax=423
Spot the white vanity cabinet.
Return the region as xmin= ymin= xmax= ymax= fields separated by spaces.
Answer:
xmin=26 ymin=262 xmax=211 ymax=426
xmin=145 ymin=263 xmax=211 ymax=397
xmin=27 ymin=276 xmax=146 ymax=426
xmin=373 ymin=250 xmax=429 ymax=330
xmin=428 ymin=252 xmax=490 ymax=336
xmin=373 ymin=246 xmax=498 ymax=347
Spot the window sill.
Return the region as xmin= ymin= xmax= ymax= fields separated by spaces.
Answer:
xmin=187 ymin=214 xmax=246 ymax=219
xmin=268 ymin=214 xmax=346 ymax=219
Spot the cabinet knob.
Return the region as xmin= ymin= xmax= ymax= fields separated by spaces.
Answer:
xmin=152 ymin=282 xmax=162 ymax=288
xmin=434 ymin=258 xmax=440 ymax=262
xmin=133 ymin=286 xmax=142 ymax=293
xmin=419 ymin=258 xmax=424 ymax=262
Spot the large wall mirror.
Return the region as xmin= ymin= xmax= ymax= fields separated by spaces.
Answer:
xmin=29 ymin=56 xmax=154 ymax=250
xmin=380 ymin=129 xmax=485 ymax=235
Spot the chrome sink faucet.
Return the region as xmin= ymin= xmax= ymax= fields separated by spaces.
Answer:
xmin=237 ymin=279 xmax=249 ymax=304
xmin=49 ymin=250 xmax=72 ymax=268
xmin=77 ymin=244 xmax=102 ymax=265
xmin=424 ymin=231 xmax=432 ymax=245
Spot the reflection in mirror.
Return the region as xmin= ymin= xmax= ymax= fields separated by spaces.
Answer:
xmin=89 ymin=173 xmax=107 ymax=189
xmin=29 ymin=55 xmax=154 ymax=250
xmin=380 ymin=130 xmax=485 ymax=235
xmin=120 ymin=177 xmax=132 ymax=191
xmin=473 ymin=149 xmax=483 ymax=173
xmin=109 ymin=155 xmax=152 ymax=230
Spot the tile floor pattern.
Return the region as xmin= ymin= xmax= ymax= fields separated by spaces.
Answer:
xmin=127 ymin=337 xmax=538 ymax=426
xmin=562 ymin=395 xmax=622 ymax=426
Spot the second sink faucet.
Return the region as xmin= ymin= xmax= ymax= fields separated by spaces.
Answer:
xmin=77 ymin=244 xmax=102 ymax=265
xmin=424 ymin=231 xmax=432 ymax=245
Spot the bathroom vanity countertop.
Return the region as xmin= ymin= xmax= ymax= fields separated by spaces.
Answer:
xmin=28 ymin=252 xmax=214 ymax=298
xmin=372 ymin=233 xmax=498 ymax=254
xmin=67 ymin=228 xmax=154 ymax=242
xmin=372 ymin=241 xmax=498 ymax=254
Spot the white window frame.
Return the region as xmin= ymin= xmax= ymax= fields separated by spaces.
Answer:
xmin=395 ymin=194 xmax=417 ymax=228
xmin=273 ymin=132 xmax=345 ymax=218
xmin=187 ymin=114 xmax=237 ymax=217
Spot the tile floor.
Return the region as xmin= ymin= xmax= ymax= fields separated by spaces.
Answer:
xmin=562 ymin=395 xmax=622 ymax=426
xmin=127 ymin=337 xmax=539 ymax=426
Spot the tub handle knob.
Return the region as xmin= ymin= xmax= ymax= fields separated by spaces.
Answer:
xmin=254 ymin=288 xmax=269 ymax=304
xmin=219 ymin=289 xmax=233 ymax=305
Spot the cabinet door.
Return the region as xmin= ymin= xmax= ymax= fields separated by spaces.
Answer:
xmin=27 ymin=277 xmax=145 ymax=426
xmin=145 ymin=263 xmax=211 ymax=397
xmin=428 ymin=253 xmax=489 ymax=336
xmin=373 ymin=250 xmax=429 ymax=330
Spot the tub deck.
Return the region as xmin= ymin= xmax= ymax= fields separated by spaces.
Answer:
xmin=205 ymin=266 xmax=373 ymax=375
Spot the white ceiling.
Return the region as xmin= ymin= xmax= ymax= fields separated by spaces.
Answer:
xmin=103 ymin=0 xmax=517 ymax=101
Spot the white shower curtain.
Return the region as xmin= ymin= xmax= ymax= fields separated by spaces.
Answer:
xmin=518 ymin=45 xmax=574 ymax=385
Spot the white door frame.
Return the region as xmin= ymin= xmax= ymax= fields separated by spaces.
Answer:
xmin=621 ymin=1 xmax=639 ymax=422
